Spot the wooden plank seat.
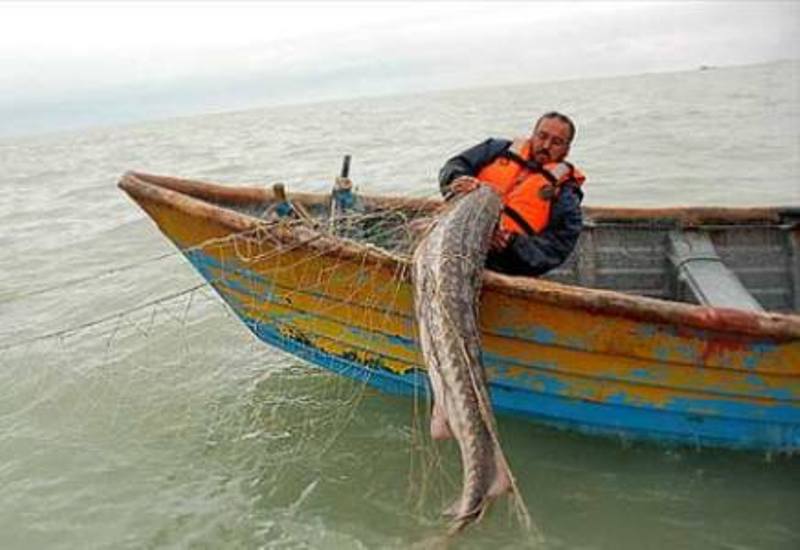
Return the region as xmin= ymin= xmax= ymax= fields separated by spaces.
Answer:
xmin=668 ymin=230 xmax=764 ymax=312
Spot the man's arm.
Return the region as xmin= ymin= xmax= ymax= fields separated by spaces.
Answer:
xmin=438 ymin=138 xmax=511 ymax=195
xmin=486 ymin=185 xmax=583 ymax=276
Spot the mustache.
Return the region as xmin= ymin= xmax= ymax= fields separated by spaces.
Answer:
xmin=535 ymin=148 xmax=550 ymax=158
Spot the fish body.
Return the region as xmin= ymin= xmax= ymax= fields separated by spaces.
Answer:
xmin=412 ymin=185 xmax=513 ymax=532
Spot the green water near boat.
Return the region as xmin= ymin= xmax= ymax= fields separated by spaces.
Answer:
xmin=1 ymin=61 xmax=799 ymax=548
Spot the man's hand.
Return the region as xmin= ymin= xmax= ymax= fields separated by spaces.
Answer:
xmin=449 ymin=176 xmax=481 ymax=195
xmin=490 ymin=228 xmax=513 ymax=252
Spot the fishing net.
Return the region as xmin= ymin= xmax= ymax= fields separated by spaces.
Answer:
xmin=0 ymin=180 xmax=543 ymax=542
xmin=15 ymin=172 xmax=794 ymax=542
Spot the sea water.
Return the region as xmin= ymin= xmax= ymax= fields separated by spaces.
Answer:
xmin=0 ymin=60 xmax=798 ymax=549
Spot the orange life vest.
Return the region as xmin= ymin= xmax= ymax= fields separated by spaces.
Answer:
xmin=477 ymin=138 xmax=586 ymax=235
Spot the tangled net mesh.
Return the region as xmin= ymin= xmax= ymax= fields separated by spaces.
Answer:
xmin=0 ymin=182 xmax=542 ymax=542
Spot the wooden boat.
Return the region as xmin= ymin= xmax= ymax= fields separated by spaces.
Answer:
xmin=119 ymin=171 xmax=800 ymax=452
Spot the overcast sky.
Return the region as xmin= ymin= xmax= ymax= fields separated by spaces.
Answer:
xmin=0 ymin=1 xmax=797 ymax=137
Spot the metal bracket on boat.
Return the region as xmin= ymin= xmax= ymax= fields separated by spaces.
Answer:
xmin=272 ymin=183 xmax=315 ymax=225
xmin=329 ymin=154 xmax=357 ymax=234
xmin=668 ymin=230 xmax=764 ymax=311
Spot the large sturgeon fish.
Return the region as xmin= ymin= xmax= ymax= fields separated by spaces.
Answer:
xmin=412 ymin=185 xmax=529 ymax=533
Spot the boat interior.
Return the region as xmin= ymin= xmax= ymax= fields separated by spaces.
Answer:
xmin=123 ymin=172 xmax=800 ymax=315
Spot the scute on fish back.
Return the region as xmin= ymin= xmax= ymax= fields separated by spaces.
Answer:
xmin=412 ymin=185 xmax=526 ymax=533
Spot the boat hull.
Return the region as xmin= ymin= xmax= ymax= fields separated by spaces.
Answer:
xmin=120 ymin=172 xmax=800 ymax=452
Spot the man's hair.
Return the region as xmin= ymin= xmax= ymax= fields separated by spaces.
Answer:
xmin=535 ymin=111 xmax=576 ymax=144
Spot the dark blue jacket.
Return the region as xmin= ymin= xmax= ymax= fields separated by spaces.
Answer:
xmin=439 ymin=138 xmax=584 ymax=277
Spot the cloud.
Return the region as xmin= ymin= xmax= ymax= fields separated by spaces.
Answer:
xmin=0 ymin=1 xmax=796 ymax=137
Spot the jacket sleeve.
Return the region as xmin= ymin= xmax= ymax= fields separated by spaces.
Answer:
xmin=438 ymin=138 xmax=511 ymax=195
xmin=486 ymin=185 xmax=583 ymax=277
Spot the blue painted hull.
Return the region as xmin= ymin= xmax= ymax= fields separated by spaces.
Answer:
xmin=239 ymin=314 xmax=800 ymax=452
xmin=185 ymin=233 xmax=797 ymax=452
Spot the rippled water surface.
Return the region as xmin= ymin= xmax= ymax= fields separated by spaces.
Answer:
xmin=1 ymin=61 xmax=799 ymax=549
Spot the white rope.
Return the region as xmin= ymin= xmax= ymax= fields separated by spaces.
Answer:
xmin=0 ymin=252 xmax=179 ymax=304
xmin=0 ymin=283 xmax=208 ymax=351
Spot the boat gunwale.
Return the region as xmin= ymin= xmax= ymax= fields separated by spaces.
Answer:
xmin=125 ymin=170 xmax=800 ymax=225
xmin=118 ymin=171 xmax=800 ymax=342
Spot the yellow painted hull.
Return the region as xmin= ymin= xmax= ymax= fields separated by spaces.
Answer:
xmin=120 ymin=172 xmax=800 ymax=451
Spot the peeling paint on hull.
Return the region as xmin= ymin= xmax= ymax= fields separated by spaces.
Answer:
xmin=119 ymin=173 xmax=800 ymax=453
xmin=182 ymin=248 xmax=800 ymax=452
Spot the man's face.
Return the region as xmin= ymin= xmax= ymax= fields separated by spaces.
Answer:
xmin=530 ymin=117 xmax=571 ymax=164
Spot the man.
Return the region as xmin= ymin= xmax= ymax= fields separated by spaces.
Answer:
xmin=438 ymin=112 xmax=585 ymax=277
